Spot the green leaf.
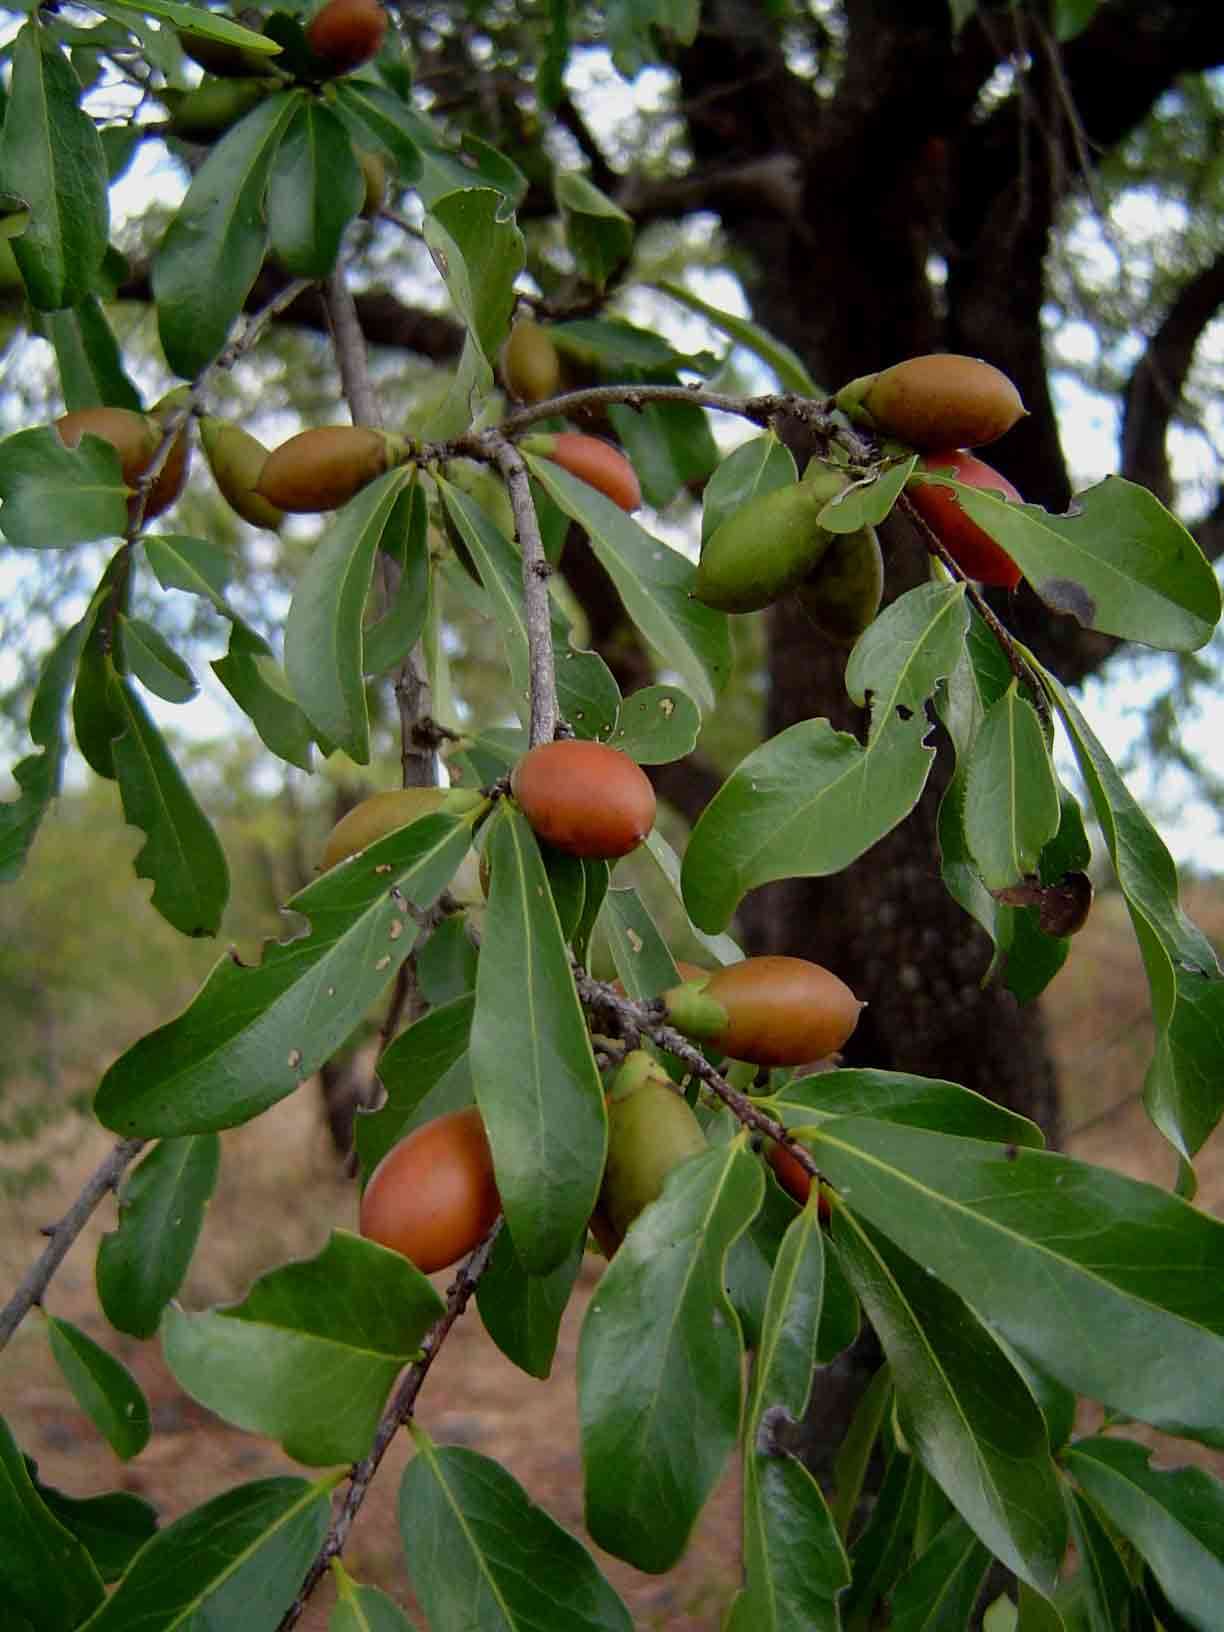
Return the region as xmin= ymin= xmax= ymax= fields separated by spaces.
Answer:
xmin=831 ymin=1363 xmax=892 ymax=1539
xmin=818 ymin=456 xmax=918 ymax=533
xmin=76 ymin=1473 xmax=335 ymax=1630
xmin=45 ymin=1315 xmax=151 ymax=1462
xmin=831 ymin=1210 xmax=1065 ymax=1592
xmin=0 ymin=612 xmax=91 ymax=881
xmin=268 ymin=100 xmax=363 ymax=278
xmin=97 ymin=1134 xmax=221 ymax=1339
xmin=1053 ymin=0 xmax=1101 ymax=42
xmin=599 ymin=885 xmax=682 ymax=1000
xmin=470 ymin=807 xmax=606 ymax=1273
xmin=0 ymin=23 xmax=109 ymax=311
xmin=550 ymin=316 xmax=708 ymax=374
xmin=1043 ymin=666 xmax=1224 ymax=1159
xmin=653 ymin=279 xmax=821 ymax=394
xmin=842 ymin=1449 xmax=924 ymax=1630
xmin=639 ymin=829 xmax=743 ymax=968
xmin=0 ymin=1416 xmax=105 ymax=1629
xmin=95 ymin=811 xmax=473 ymax=1135
xmin=213 ymin=640 xmax=318 ymax=772
xmin=912 ymin=472 xmax=1222 ymax=652
xmin=554 ymin=635 xmax=622 ymax=742
xmin=285 ymin=467 xmax=415 ymax=763
xmin=808 ymin=1118 xmax=1224 ymax=1447
xmin=416 ymin=912 xmax=478 ymax=1006
xmin=1065 ymin=1439 xmax=1224 ymax=1632
xmin=526 ymin=452 xmax=732 ymax=712
xmin=579 ymin=1140 xmax=763 ymax=1572
xmin=437 ymin=476 xmax=531 ymax=709
xmin=110 ymin=0 xmax=282 ymax=53
xmin=606 ymin=0 xmax=700 ymax=74
xmin=364 ymin=478 xmax=431 ymax=677
xmin=118 ymin=614 xmax=198 ymax=704
xmin=143 ymin=532 xmax=253 ymax=632
xmin=573 ymin=858 xmax=609 ymax=966
xmin=735 ymin=1202 xmax=849 ymax=1631
xmin=701 ymin=433 xmax=797 ymax=544
xmin=0 ymin=423 xmax=130 ymax=547
xmin=476 ymin=1227 xmax=585 ymax=1379
xmin=153 ymin=90 xmax=298 ymax=378
xmin=607 ymin=683 xmax=700 ymax=764
xmin=963 ymin=679 xmax=1061 ymax=890
xmin=1065 ymin=1486 xmax=1137 ymax=1632
xmin=536 ymin=0 xmax=570 ymax=109
xmin=554 ymin=170 xmax=634 ymax=289
xmin=399 ymin=1434 xmax=632 ymax=1630
xmin=330 ymin=1572 xmax=414 ymax=1631
xmin=26 ymin=1472 xmax=157 ymax=1585
xmin=424 ymin=187 xmax=524 ymax=366
xmin=607 ymin=387 xmax=720 ymax=511
xmin=890 ymin=1512 xmax=992 ymax=1631
xmin=108 ymin=678 xmax=230 ymax=935
xmin=162 ymin=1230 xmax=445 ymax=1465
xmin=772 ymin=1067 xmax=1045 ymax=1146
xmin=41 ymin=296 xmax=143 ymax=411
xmin=358 ymin=992 xmax=476 ymax=1178
xmin=682 ymin=582 xmax=968 ymax=932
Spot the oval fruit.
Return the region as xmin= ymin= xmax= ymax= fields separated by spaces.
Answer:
xmin=167 ymin=76 xmax=273 ymax=141
xmin=502 ymin=317 xmax=561 ymax=404
xmin=666 ymin=955 xmax=862 ymax=1068
xmin=305 ymin=0 xmax=388 ymax=74
xmin=321 ymin=787 xmax=451 ymax=871
xmin=695 ymin=470 xmax=846 ymax=614
xmin=534 ymin=432 xmax=641 ymax=512
xmin=907 ymin=449 xmax=1023 ymax=588
xmin=255 ymin=425 xmax=403 ymax=513
xmin=199 ymin=416 xmax=283 ymax=529
xmin=511 ymin=739 xmax=655 ymax=860
xmin=836 ymin=354 xmax=1026 ymax=450
xmin=599 ymin=1052 xmax=708 ymax=1243
xmin=360 ymin=1107 xmax=500 ymax=1274
xmin=356 ymin=147 xmax=388 ymax=217
xmin=56 ymin=406 xmax=188 ymax=525
xmin=795 ymin=523 xmax=884 ymax=645
xmin=765 ymin=1138 xmax=830 ymax=1220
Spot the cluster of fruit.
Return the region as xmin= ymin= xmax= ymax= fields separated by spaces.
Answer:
xmin=328 ymin=740 xmax=860 ymax=1275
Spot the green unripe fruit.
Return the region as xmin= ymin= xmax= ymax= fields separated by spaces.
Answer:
xmin=167 ymin=76 xmax=275 ymax=141
xmin=836 ymin=354 xmax=1026 ymax=451
xmin=199 ymin=417 xmax=283 ymax=529
xmin=599 ymin=1051 xmax=708 ymax=1243
xmin=255 ymin=425 xmax=406 ymax=512
xmin=356 ymin=147 xmax=388 ymax=217
xmin=694 ymin=468 xmax=849 ymax=614
xmin=501 ymin=317 xmax=561 ymax=404
xmin=795 ymin=523 xmax=884 ymax=645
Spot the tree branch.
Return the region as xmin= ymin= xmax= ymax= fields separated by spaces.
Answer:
xmin=485 ymin=434 xmax=559 ymax=746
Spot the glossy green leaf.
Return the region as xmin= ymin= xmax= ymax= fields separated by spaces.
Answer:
xmin=843 ymin=1450 xmax=924 ymax=1630
xmin=0 ymin=1416 xmax=105 ymax=1630
xmin=399 ymin=1434 xmax=632 ymax=1631
xmin=682 ymin=582 xmax=969 ymax=932
xmin=0 ymin=23 xmax=109 ymax=311
xmin=555 ymin=170 xmax=634 ymax=288
xmin=963 ymin=679 xmax=1060 ymax=890
xmin=95 ymin=811 xmax=473 ymax=1135
xmin=0 ymin=612 xmax=91 ymax=881
xmin=1065 ymin=1486 xmax=1137 ymax=1632
xmin=0 ymin=423 xmax=129 ymax=548
xmin=772 ymin=1067 xmax=1045 ymax=1145
xmin=476 ymin=1226 xmax=584 ymax=1379
xmin=526 ymin=452 xmax=731 ymax=712
xmin=41 ymin=296 xmax=143 ymax=411
xmin=45 ymin=1315 xmax=151 ymax=1462
xmin=653 ymin=279 xmax=821 ymax=394
xmin=543 ymin=846 xmax=587 ymax=940
xmin=330 ymin=1572 xmax=414 ymax=1631
xmin=639 ymin=829 xmax=743 ymax=967
xmin=832 ymin=1210 xmax=1065 ymax=1592
xmin=358 ymin=992 xmax=476 ymax=1178
xmin=268 ymin=100 xmax=363 ymax=278
xmin=550 ymin=316 xmax=708 ymax=374
xmin=573 ymin=858 xmax=610 ymax=966
xmin=607 ymin=386 xmax=720 ymax=511
xmin=554 ymin=637 xmax=622 ymax=741
xmin=162 ymin=1230 xmax=445 ymax=1465
xmin=701 ymin=433 xmax=797 ymax=544
xmin=27 ymin=1471 xmax=157 ymax=1585
xmin=1065 ymin=1438 xmax=1224 ymax=1632
xmin=579 ymin=1140 xmax=763 ymax=1572
xmin=831 ymin=1363 xmax=892 ymax=1539
xmin=364 ymin=477 xmax=431 ymax=677
xmin=77 ymin=1473 xmax=336 ymax=1630
xmin=112 ymin=0 xmax=282 ymax=53
xmin=607 ymin=683 xmax=700 ymax=763
xmin=97 ymin=1134 xmax=221 ymax=1339
xmin=1043 ymin=666 xmax=1224 ymax=1160
xmin=153 ymin=90 xmax=298 ymax=378
xmin=818 ymin=456 xmax=917 ymax=533
xmin=118 ymin=614 xmax=198 ymax=704
xmin=808 ymin=1118 xmax=1224 ymax=1447
xmin=600 ymin=885 xmax=682 ymax=1000
xmin=470 ymin=807 xmax=605 ymax=1273
xmin=911 ymin=472 xmax=1222 ymax=652
xmin=107 ymin=677 xmax=230 ymax=935
xmin=724 ymin=1166 xmax=800 ymax=1349
xmin=890 ymin=1512 xmax=992 ymax=1631
xmin=285 ymin=467 xmax=415 ymax=763
xmin=424 ymin=187 xmax=524 ymax=365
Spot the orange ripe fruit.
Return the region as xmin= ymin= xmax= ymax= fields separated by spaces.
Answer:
xmin=837 ymin=354 xmax=1026 ymax=450
xmin=908 ymin=449 xmax=1023 ymax=589
xmin=56 ymin=406 xmax=188 ymax=525
xmin=360 ymin=1107 xmax=500 ymax=1274
xmin=511 ymin=739 xmax=656 ymax=859
xmin=688 ymin=955 xmax=862 ymax=1068
xmin=305 ymin=0 xmax=388 ymax=73
xmin=254 ymin=425 xmax=400 ymax=513
xmin=765 ymin=1139 xmax=831 ymax=1220
xmin=540 ymin=433 xmax=641 ymax=512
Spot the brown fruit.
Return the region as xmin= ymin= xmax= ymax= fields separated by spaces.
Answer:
xmin=907 ymin=449 xmax=1023 ymax=589
xmin=501 ymin=317 xmax=561 ymax=404
xmin=320 ymin=786 xmax=481 ymax=871
xmin=255 ymin=425 xmax=403 ymax=513
xmin=56 ymin=406 xmax=188 ymax=525
xmin=305 ymin=0 xmax=388 ymax=74
xmin=836 ymin=354 xmax=1026 ymax=451
xmin=511 ymin=739 xmax=655 ymax=859
xmin=360 ymin=1107 xmax=500 ymax=1274
xmin=765 ymin=1139 xmax=830 ymax=1220
xmin=665 ymin=955 xmax=863 ymax=1068
xmin=599 ymin=1051 xmax=709 ymax=1244
xmin=199 ymin=416 xmax=282 ymax=529
xmin=531 ymin=432 xmax=641 ymax=512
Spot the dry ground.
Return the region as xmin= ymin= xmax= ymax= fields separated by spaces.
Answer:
xmin=3 ymin=883 xmax=1223 ymax=1629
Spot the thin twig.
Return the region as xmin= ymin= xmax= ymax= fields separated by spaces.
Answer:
xmin=275 ymin=1220 xmax=502 ymax=1631
xmin=0 ymin=1138 xmax=144 ymax=1352
xmin=497 ymin=383 xmax=837 ymax=439
xmin=485 ymin=433 xmax=559 ymax=745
